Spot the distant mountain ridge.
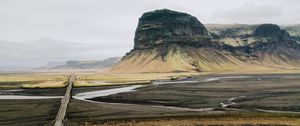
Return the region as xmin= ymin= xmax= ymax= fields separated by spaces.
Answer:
xmin=37 ymin=57 xmax=120 ymax=70
xmin=206 ymin=24 xmax=300 ymax=47
xmin=109 ymin=9 xmax=300 ymax=73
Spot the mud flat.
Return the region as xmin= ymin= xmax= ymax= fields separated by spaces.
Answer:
xmin=67 ymin=73 xmax=300 ymax=125
xmin=0 ymin=88 xmax=66 ymax=126
xmin=86 ymin=74 xmax=300 ymax=110
xmin=0 ymin=99 xmax=61 ymax=126
xmin=67 ymin=99 xmax=300 ymax=126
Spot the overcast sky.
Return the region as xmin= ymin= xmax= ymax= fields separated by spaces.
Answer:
xmin=0 ymin=0 xmax=299 ymax=70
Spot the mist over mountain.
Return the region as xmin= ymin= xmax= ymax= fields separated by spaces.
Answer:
xmin=37 ymin=57 xmax=120 ymax=70
xmin=0 ymin=38 xmax=126 ymax=71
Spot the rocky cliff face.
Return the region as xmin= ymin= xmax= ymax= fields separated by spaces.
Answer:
xmin=110 ymin=9 xmax=300 ymax=73
xmin=134 ymin=9 xmax=212 ymax=49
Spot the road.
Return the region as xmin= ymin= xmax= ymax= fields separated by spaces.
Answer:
xmin=54 ymin=74 xmax=75 ymax=126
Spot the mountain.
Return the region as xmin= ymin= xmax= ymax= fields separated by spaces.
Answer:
xmin=36 ymin=61 xmax=65 ymax=69
xmin=282 ymin=24 xmax=300 ymax=41
xmin=109 ymin=9 xmax=300 ymax=73
xmin=206 ymin=24 xmax=300 ymax=46
xmin=37 ymin=57 xmax=120 ymax=70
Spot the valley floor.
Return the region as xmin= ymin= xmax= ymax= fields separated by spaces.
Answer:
xmin=67 ymin=73 xmax=300 ymax=126
xmin=1 ymin=72 xmax=300 ymax=126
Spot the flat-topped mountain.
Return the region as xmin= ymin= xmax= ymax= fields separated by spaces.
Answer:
xmin=110 ymin=9 xmax=300 ymax=73
xmin=134 ymin=9 xmax=212 ymax=49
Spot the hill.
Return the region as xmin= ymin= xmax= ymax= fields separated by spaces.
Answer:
xmin=37 ymin=57 xmax=120 ymax=70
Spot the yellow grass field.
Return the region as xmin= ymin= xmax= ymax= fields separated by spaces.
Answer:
xmin=74 ymin=72 xmax=199 ymax=87
xmin=1 ymin=70 xmax=300 ymax=88
xmin=0 ymin=73 xmax=69 ymax=88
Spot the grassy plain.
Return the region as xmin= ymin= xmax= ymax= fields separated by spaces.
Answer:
xmin=0 ymin=73 xmax=69 ymax=89
xmin=75 ymin=70 xmax=300 ymax=87
xmin=74 ymin=72 xmax=198 ymax=87
xmin=1 ymin=70 xmax=300 ymax=88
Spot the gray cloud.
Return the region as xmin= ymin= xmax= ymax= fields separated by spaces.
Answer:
xmin=211 ymin=4 xmax=283 ymax=24
xmin=0 ymin=38 xmax=131 ymax=69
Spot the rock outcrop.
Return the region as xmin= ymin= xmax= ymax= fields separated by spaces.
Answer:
xmin=253 ymin=24 xmax=290 ymax=39
xmin=134 ymin=9 xmax=212 ymax=49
